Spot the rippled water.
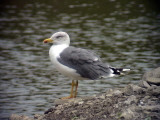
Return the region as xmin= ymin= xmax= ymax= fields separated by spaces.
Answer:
xmin=0 ymin=0 xmax=160 ymax=119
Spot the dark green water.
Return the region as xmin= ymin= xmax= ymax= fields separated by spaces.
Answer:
xmin=0 ymin=0 xmax=160 ymax=119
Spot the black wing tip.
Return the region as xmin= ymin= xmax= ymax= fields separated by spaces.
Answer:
xmin=110 ymin=67 xmax=130 ymax=75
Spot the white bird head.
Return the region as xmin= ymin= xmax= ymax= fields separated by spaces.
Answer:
xmin=43 ymin=32 xmax=70 ymax=45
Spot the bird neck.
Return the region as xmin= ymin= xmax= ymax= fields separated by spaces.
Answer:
xmin=52 ymin=43 xmax=69 ymax=48
xmin=49 ymin=44 xmax=69 ymax=58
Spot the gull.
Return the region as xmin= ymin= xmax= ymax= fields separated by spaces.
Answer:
xmin=43 ymin=32 xmax=130 ymax=99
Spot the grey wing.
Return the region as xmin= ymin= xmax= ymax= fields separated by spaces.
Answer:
xmin=57 ymin=46 xmax=111 ymax=80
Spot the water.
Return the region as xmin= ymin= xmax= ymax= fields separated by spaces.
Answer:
xmin=0 ymin=0 xmax=160 ymax=119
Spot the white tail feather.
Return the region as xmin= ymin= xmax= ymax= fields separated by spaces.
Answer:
xmin=122 ymin=69 xmax=130 ymax=71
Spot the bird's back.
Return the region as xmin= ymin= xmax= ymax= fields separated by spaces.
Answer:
xmin=57 ymin=46 xmax=112 ymax=80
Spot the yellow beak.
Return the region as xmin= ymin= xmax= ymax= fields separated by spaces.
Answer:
xmin=43 ymin=38 xmax=53 ymax=44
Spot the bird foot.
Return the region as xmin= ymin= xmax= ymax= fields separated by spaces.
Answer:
xmin=60 ymin=95 xmax=75 ymax=100
xmin=60 ymin=80 xmax=78 ymax=100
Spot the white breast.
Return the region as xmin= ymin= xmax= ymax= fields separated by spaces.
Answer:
xmin=49 ymin=44 xmax=84 ymax=80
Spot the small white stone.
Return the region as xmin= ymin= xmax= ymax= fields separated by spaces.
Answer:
xmin=78 ymin=101 xmax=84 ymax=105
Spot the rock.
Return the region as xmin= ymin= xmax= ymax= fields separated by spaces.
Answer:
xmin=34 ymin=114 xmax=45 ymax=120
xmin=124 ymin=95 xmax=137 ymax=105
xmin=142 ymin=67 xmax=160 ymax=85
xmin=141 ymin=105 xmax=160 ymax=112
xmin=147 ymin=85 xmax=160 ymax=96
xmin=139 ymin=80 xmax=151 ymax=88
xmin=9 ymin=114 xmax=33 ymax=120
xmin=120 ymin=107 xmax=136 ymax=120
xmin=9 ymin=67 xmax=160 ymax=120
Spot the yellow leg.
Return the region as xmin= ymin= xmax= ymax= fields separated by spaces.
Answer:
xmin=61 ymin=80 xmax=76 ymax=100
xmin=74 ymin=80 xmax=78 ymax=98
xmin=70 ymin=80 xmax=75 ymax=98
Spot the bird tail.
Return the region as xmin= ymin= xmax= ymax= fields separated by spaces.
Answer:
xmin=109 ymin=67 xmax=130 ymax=75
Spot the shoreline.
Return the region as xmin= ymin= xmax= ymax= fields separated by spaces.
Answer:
xmin=9 ymin=67 xmax=160 ymax=120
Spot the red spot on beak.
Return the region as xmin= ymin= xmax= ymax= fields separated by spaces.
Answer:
xmin=43 ymin=40 xmax=48 ymax=43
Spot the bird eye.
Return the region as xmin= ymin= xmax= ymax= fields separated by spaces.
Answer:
xmin=56 ymin=35 xmax=63 ymax=39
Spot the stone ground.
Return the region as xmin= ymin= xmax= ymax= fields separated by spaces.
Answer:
xmin=10 ymin=67 xmax=160 ymax=120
